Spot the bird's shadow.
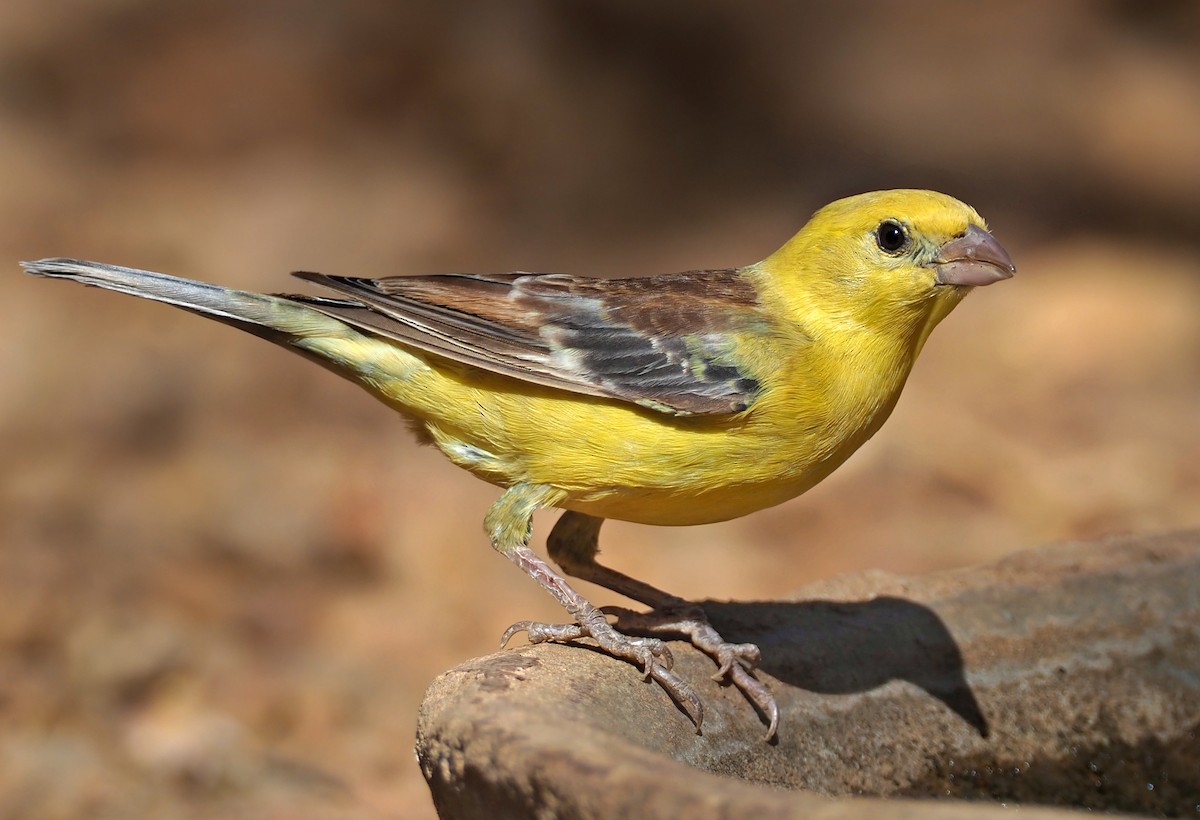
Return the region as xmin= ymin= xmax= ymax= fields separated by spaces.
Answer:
xmin=699 ymin=596 xmax=990 ymax=737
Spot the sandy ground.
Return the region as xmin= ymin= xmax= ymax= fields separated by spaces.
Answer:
xmin=1 ymin=3 xmax=1198 ymax=817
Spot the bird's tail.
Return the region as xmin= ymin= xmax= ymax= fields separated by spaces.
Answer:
xmin=21 ymin=258 xmax=352 ymax=346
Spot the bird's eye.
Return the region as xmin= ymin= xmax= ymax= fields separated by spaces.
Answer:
xmin=876 ymin=220 xmax=908 ymax=254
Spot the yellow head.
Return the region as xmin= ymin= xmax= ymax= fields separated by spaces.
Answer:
xmin=759 ymin=189 xmax=1014 ymax=344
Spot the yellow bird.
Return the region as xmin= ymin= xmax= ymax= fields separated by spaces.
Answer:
xmin=23 ymin=189 xmax=1014 ymax=738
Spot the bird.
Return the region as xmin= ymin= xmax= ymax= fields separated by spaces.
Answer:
xmin=22 ymin=189 xmax=1014 ymax=739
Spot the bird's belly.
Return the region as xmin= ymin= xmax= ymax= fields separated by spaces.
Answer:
xmin=384 ymin=353 xmax=902 ymax=527
xmin=423 ymin=393 xmax=867 ymax=526
xmin=559 ymin=478 xmax=820 ymax=526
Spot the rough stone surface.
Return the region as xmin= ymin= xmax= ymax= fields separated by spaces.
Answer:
xmin=417 ymin=531 xmax=1200 ymax=818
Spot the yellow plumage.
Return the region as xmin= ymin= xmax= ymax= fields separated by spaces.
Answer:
xmin=297 ymin=190 xmax=995 ymax=525
xmin=23 ymin=188 xmax=1014 ymax=737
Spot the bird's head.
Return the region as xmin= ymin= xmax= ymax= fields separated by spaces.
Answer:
xmin=759 ymin=189 xmax=1014 ymax=339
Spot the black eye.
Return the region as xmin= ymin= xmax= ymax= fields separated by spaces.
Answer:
xmin=876 ymin=220 xmax=908 ymax=254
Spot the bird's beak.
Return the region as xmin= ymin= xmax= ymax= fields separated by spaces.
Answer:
xmin=934 ymin=224 xmax=1015 ymax=287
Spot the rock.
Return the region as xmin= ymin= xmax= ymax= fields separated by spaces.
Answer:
xmin=417 ymin=531 xmax=1200 ymax=818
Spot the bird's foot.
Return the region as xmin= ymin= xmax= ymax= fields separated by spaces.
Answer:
xmin=501 ymin=604 xmax=705 ymax=732
xmin=603 ymin=604 xmax=779 ymax=741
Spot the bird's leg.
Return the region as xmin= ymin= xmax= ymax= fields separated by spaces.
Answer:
xmin=544 ymin=510 xmax=779 ymax=739
xmin=485 ymin=484 xmax=704 ymax=730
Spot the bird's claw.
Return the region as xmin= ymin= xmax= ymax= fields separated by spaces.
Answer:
xmin=601 ymin=603 xmax=780 ymax=740
xmin=709 ymin=640 xmax=762 ymax=680
xmin=499 ymin=610 xmax=702 ymax=730
xmin=501 ymin=619 xmax=587 ymax=648
xmin=500 ymin=600 xmax=779 ymax=738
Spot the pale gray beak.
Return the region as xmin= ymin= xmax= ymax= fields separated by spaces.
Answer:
xmin=934 ymin=224 xmax=1015 ymax=287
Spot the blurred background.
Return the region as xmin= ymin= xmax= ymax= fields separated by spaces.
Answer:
xmin=1 ymin=1 xmax=1198 ymax=817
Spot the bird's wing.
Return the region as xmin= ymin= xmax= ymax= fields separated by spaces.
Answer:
xmin=283 ymin=269 xmax=766 ymax=416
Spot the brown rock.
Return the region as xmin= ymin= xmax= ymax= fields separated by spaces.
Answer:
xmin=417 ymin=531 xmax=1200 ymax=818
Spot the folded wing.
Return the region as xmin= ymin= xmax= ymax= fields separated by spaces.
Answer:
xmin=285 ymin=269 xmax=766 ymax=416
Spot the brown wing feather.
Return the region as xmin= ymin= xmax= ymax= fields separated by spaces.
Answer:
xmin=283 ymin=269 xmax=766 ymax=416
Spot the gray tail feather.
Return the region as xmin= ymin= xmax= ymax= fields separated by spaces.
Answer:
xmin=21 ymin=257 xmax=342 ymax=344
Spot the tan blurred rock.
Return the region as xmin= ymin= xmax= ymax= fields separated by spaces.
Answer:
xmin=418 ymin=531 xmax=1200 ymax=819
